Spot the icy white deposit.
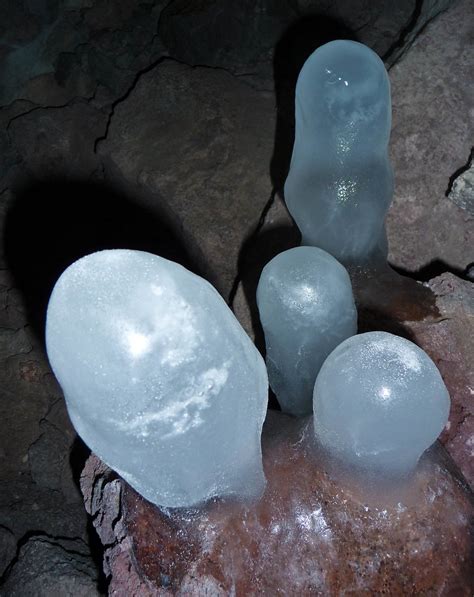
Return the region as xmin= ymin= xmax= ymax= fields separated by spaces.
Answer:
xmin=257 ymin=246 xmax=357 ymax=416
xmin=313 ymin=331 xmax=451 ymax=474
xmin=285 ymin=40 xmax=393 ymax=264
xmin=46 ymin=249 xmax=268 ymax=508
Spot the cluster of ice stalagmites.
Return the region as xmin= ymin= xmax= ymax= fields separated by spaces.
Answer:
xmin=259 ymin=40 xmax=449 ymax=474
xmin=46 ymin=40 xmax=451 ymax=510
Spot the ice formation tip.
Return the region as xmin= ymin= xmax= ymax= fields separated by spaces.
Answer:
xmin=46 ymin=249 xmax=268 ymax=508
xmin=313 ymin=331 xmax=450 ymax=474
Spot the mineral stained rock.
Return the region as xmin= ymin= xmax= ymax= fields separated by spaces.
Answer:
xmin=81 ymin=411 xmax=472 ymax=595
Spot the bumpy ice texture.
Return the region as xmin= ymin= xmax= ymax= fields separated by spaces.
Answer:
xmin=46 ymin=250 xmax=268 ymax=508
xmin=313 ymin=331 xmax=450 ymax=473
xmin=257 ymin=246 xmax=357 ymax=416
xmin=284 ymin=40 xmax=393 ymax=264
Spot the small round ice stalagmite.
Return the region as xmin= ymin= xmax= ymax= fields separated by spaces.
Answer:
xmin=313 ymin=332 xmax=450 ymax=474
xmin=257 ymin=246 xmax=357 ymax=416
xmin=46 ymin=249 xmax=268 ymax=508
xmin=285 ymin=40 xmax=393 ymax=264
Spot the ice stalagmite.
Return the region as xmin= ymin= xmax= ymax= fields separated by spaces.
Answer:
xmin=313 ymin=332 xmax=450 ymax=474
xmin=285 ymin=40 xmax=393 ymax=264
xmin=257 ymin=246 xmax=357 ymax=416
xmin=46 ymin=250 xmax=268 ymax=508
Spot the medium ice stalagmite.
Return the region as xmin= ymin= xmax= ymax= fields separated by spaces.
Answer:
xmin=257 ymin=246 xmax=357 ymax=416
xmin=46 ymin=250 xmax=268 ymax=508
xmin=313 ymin=332 xmax=450 ymax=474
xmin=285 ymin=40 xmax=393 ymax=264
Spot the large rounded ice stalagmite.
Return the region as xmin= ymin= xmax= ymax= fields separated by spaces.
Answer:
xmin=257 ymin=246 xmax=357 ymax=416
xmin=46 ymin=250 xmax=268 ymax=508
xmin=313 ymin=332 xmax=450 ymax=474
xmin=285 ymin=40 xmax=393 ymax=265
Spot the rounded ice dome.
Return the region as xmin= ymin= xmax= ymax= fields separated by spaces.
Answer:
xmin=295 ymin=39 xmax=391 ymax=147
xmin=313 ymin=332 xmax=450 ymax=474
xmin=46 ymin=250 xmax=268 ymax=508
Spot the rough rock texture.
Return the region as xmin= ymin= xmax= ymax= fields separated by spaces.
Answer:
xmin=0 ymin=0 xmax=166 ymax=108
xmin=81 ymin=412 xmax=472 ymax=595
xmin=448 ymin=156 xmax=474 ymax=216
xmin=0 ymin=266 xmax=97 ymax=575
xmin=0 ymin=536 xmax=99 ymax=596
xmin=387 ymin=0 xmax=474 ymax=274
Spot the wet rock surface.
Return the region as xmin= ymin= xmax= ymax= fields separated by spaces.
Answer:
xmin=81 ymin=412 xmax=473 ymax=595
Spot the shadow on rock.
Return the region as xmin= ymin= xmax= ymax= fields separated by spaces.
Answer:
xmin=390 ymin=259 xmax=474 ymax=283
xmin=271 ymin=15 xmax=356 ymax=192
xmin=4 ymin=178 xmax=199 ymax=346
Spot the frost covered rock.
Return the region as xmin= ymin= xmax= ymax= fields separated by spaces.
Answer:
xmin=313 ymin=332 xmax=450 ymax=473
xmin=257 ymin=246 xmax=357 ymax=415
xmin=46 ymin=250 xmax=268 ymax=508
xmin=285 ymin=40 xmax=393 ymax=264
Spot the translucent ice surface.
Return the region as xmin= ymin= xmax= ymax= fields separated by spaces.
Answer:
xmin=257 ymin=247 xmax=357 ymax=416
xmin=313 ymin=332 xmax=450 ymax=474
xmin=46 ymin=250 xmax=268 ymax=508
xmin=285 ymin=40 xmax=393 ymax=264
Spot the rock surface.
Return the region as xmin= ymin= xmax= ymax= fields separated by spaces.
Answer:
xmin=81 ymin=412 xmax=472 ymax=595
xmin=0 ymin=536 xmax=99 ymax=596
xmin=159 ymin=0 xmax=454 ymax=83
xmin=98 ymin=60 xmax=276 ymax=298
xmin=410 ymin=274 xmax=474 ymax=487
xmin=387 ymin=0 xmax=474 ymax=274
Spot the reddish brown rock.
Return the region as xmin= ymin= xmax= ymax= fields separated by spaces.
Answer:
xmin=350 ymin=266 xmax=473 ymax=487
xmin=81 ymin=412 xmax=472 ymax=595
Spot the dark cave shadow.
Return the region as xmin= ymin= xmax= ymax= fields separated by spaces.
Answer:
xmin=3 ymin=177 xmax=201 ymax=347
xmin=270 ymin=15 xmax=357 ymax=193
xmin=391 ymin=259 xmax=474 ymax=283
xmin=356 ymin=304 xmax=417 ymax=343
xmin=3 ymin=175 xmax=201 ymax=594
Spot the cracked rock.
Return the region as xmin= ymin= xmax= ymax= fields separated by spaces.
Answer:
xmin=159 ymin=0 xmax=455 ymax=85
xmin=0 ymin=0 xmax=166 ymax=109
